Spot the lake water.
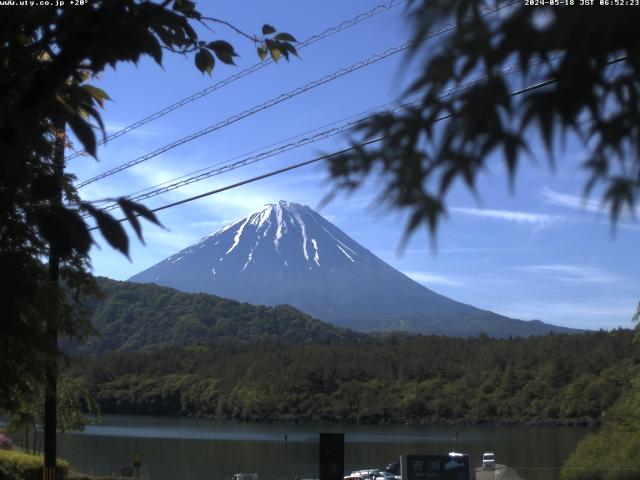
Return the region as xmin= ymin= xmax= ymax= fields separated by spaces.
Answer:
xmin=23 ymin=415 xmax=592 ymax=480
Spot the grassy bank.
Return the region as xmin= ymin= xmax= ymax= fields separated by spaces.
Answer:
xmin=0 ymin=449 xmax=69 ymax=480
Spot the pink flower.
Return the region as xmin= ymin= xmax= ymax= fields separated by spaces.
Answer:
xmin=0 ymin=433 xmax=13 ymax=451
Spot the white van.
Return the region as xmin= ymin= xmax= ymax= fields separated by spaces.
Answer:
xmin=482 ymin=452 xmax=496 ymax=470
xmin=233 ymin=473 xmax=259 ymax=480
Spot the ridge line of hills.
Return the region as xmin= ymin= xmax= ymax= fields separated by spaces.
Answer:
xmin=66 ymin=277 xmax=580 ymax=355
xmin=64 ymin=277 xmax=365 ymax=355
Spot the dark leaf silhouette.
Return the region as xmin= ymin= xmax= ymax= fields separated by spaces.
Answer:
xmin=195 ymin=47 xmax=214 ymax=74
xmin=83 ymin=205 xmax=130 ymax=257
xmin=327 ymin=1 xmax=640 ymax=240
xmin=262 ymin=24 xmax=276 ymax=35
xmin=208 ymin=40 xmax=237 ymax=65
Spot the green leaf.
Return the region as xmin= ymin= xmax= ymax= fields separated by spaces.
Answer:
xmin=262 ymin=24 xmax=276 ymax=35
xmin=194 ymin=48 xmax=214 ymax=74
xmin=116 ymin=199 xmax=163 ymax=244
xmin=84 ymin=205 xmax=129 ymax=257
xmin=82 ymin=85 xmax=111 ymax=108
xmin=274 ymin=32 xmax=296 ymax=42
xmin=207 ymin=40 xmax=237 ymax=65
xmin=270 ymin=48 xmax=281 ymax=62
xmin=137 ymin=28 xmax=164 ymax=65
xmin=257 ymin=46 xmax=268 ymax=61
xmin=173 ymin=0 xmax=196 ymax=13
xmin=118 ymin=199 xmax=144 ymax=244
xmin=281 ymin=42 xmax=299 ymax=58
xmin=603 ymin=177 xmax=636 ymax=225
xmin=128 ymin=202 xmax=162 ymax=227
xmin=265 ymin=39 xmax=281 ymax=62
xmin=67 ymin=113 xmax=97 ymax=157
xmin=151 ymin=25 xmax=175 ymax=48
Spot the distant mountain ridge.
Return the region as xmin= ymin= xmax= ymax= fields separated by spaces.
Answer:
xmin=129 ymin=200 xmax=579 ymax=338
xmin=65 ymin=277 xmax=364 ymax=355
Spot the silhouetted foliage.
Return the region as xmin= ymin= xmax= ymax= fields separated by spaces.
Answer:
xmin=66 ymin=329 xmax=638 ymax=425
xmin=328 ymin=0 xmax=640 ymax=240
xmin=0 ymin=1 xmax=296 ymax=411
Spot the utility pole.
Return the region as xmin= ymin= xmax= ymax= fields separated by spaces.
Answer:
xmin=44 ymin=120 xmax=64 ymax=480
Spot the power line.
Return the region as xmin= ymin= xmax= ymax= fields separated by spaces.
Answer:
xmin=65 ymin=0 xmax=407 ymax=161
xmin=87 ymin=139 xmax=383 ymax=232
xmin=89 ymin=119 xmax=384 ymax=217
xmin=76 ymin=1 xmax=517 ymax=189
xmin=91 ymin=58 xmax=534 ymax=216
xmin=89 ymin=72 xmax=568 ymax=230
xmin=88 ymin=97 xmax=406 ymax=209
xmin=75 ymin=40 xmax=419 ymax=188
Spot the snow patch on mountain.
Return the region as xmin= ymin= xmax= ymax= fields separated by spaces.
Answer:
xmin=311 ymin=239 xmax=320 ymax=267
xmin=226 ymin=217 xmax=250 ymax=255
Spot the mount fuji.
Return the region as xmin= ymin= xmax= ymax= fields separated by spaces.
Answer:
xmin=129 ymin=201 xmax=575 ymax=337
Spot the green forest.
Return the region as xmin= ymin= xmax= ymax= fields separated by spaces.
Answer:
xmin=66 ymin=329 xmax=638 ymax=426
xmin=64 ymin=278 xmax=364 ymax=354
xmin=560 ymin=374 xmax=640 ymax=480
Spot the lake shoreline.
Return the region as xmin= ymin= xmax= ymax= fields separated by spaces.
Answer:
xmin=42 ymin=414 xmax=593 ymax=480
xmin=94 ymin=410 xmax=601 ymax=428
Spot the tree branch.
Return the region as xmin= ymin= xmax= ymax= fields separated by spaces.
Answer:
xmin=201 ymin=16 xmax=257 ymax=42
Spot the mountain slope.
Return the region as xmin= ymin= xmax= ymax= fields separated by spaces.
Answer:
xmin=66 ymin=277 xmax=364 ymax=354
xmin=129 ymin=201 xmax=577 ymax=337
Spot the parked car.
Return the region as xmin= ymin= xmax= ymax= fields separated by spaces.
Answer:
xmin=231 ymin=473 xmax=258 ymax=480
xmin=385 ymin=462 xmax=400 ymax=475
xmin=375 ymin=470 xmax=400 ymax=480
xmin=232 ymin=474 xmax=259 ymax=480
xmin=350 ymin=470 xmax=380 ymax=478
xmin=348 ymin=469 xmax=399 ymax=480
xmin=482 ymin=452 xmax=496 ymax=470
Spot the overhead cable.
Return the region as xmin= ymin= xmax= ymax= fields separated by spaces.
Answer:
xmin=76 ymin=1 xmax=517 ymax=189
xmin=91 ymin=58 xmax=536 ymax=216
xmin=89 ymin=70 xmax=575 ymax=230
xmin=65 ymin=0 xmax=407 ymax=161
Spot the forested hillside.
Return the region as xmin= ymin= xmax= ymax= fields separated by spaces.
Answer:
xmin=67 ymin=329 xmax=638 ymax=425
xmin=561 ymin=373 xmax=640 ymax=480
xmin=65 ymin=278 xmax=364 ymax=354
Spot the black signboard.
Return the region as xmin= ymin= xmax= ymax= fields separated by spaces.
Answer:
xmin=319 ymin=432 xmax=344 ymax=480
xmin=402 ymin=455 xmax=471 ymax=480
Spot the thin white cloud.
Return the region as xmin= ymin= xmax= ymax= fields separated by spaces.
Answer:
xmin=541 ymin=187 xmax=640 ymax=232
xmin=120 ymin=226 xmax=199 ymax=254
xmin=451 ymin=207 xmax=564 ymax=228
xmin=541 ymin=187 xmax=640 ymax=220
xmin=403 ymin=270 xmax=466 ymax=287
xmin=518 ymin=264 xmax=622 ymax=284
xmin=499 ymin=299 xmax=637 ymax=329
xmin=104 ymin=122 xmax=165 ymax=139
xmin=189 ymin=220 xmax=233 ymax=229
xmin=540 ymin=187 xmax=603 ymax=213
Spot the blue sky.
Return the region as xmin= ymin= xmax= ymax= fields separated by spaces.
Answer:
xmin=66 ymin=0 xmax=639 ymax=331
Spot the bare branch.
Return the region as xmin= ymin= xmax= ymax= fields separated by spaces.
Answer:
xmin=201 ymin=16 xmax=257 ymax=42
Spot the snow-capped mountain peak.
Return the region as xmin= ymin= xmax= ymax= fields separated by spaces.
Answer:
xmin=178 ymin=201 xmax=372 ymax=275
xmin=130 ymin=200 xmax=571 ymax=337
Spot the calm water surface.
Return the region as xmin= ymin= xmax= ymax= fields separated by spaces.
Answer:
xmin=38 ymin=415 xmax=591 ymax=480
